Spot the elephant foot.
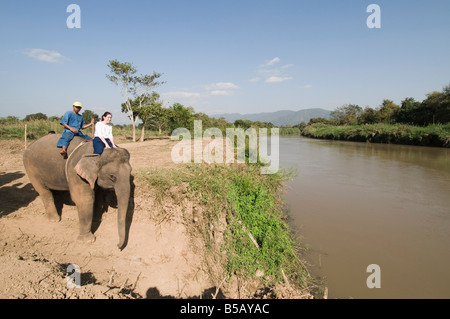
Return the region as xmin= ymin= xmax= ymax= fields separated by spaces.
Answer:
xmin=47 ymin=213 xmax=61 ymax=222
xmin=77 ymin=232 xmax=96 ymax=244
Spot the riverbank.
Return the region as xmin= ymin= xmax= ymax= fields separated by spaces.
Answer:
xmin=136 ymin=162 xmax=313 ymax=298
xmin=301 ymin=123 xmax=450 ymax=147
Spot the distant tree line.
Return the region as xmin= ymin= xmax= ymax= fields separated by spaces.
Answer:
xmin=122 ymin=100 xmax=236 ymax=140
xmin=1 ymin=103 xmax=282 ymax=140
xmin=122 ymin=100 xmax=278 ymax=141
xmin=3 ymin=103 xmax=281 ymax=128
xmin=305 ymin=84 xmax=450 ymax=127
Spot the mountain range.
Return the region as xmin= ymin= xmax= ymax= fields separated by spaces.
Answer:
xmin=209 ymin=108 xmax=331 ymax=127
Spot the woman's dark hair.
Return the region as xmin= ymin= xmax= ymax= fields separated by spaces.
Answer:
xmin=101 ymin=112 xmax=112 ymax=121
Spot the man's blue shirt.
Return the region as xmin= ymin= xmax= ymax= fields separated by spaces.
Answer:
xmin=61 ymin=111 xmax=85 ymax=131
xmin=57 ymin=111 xmax=92 ymax=147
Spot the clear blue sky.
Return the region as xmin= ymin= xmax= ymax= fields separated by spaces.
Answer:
xmin=1 ymin=0 xmax=449 ymax=124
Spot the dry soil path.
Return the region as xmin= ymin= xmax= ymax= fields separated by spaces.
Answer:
xmin=0 ymin=138 xmax=212 ymax=299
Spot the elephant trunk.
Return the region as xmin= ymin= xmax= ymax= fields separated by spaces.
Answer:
xmin=115 ymin=173 xmax=131 ymax=250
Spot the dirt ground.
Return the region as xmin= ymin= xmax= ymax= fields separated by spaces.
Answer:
xmin=0 ymin=137 xmax=223 ymax=299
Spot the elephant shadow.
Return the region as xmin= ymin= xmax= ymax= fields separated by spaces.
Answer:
xmin=0 ymin=171 xmax=38 ymax=217
xmin=145 ymin=286 xmax=225 ymax=299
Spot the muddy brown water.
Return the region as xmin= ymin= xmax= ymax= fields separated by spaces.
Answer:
xmin=279 ymin=136 xmax=450 ymax=299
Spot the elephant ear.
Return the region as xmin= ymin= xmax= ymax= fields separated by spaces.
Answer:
xmin=74 ymin=154 xmax=101 ymax=189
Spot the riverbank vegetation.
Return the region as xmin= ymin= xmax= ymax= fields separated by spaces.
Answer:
xmin=136 ymin=163 xmax=313 ymax=297
xmin=301 ymin=84 xmax=450 ymax=147
xmin=302 ymin=123 xmax=450 ymax=147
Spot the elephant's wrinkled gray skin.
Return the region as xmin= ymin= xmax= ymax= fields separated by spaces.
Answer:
xmin=23 ymin=134 xmax=132 ymax=249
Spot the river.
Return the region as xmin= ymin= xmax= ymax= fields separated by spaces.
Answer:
xmin=279 ymin=136 xmax=450 ymax=299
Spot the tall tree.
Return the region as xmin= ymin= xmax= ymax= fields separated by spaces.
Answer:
xmin=81 ymin=109 xmax=99 ymax=136
xmin=396 ymin=97 xmax=421 ymax=124
xmin=376 ymin=99 xmax=400 ymax=124
xmin=330 ymin=104 xmax=362 ymax=125
xmin=121 ymin=98 xmax=140 ymax=124
xmin=168 ymin=103 xmax=194 ymax=132
xmin=135 ymin=92 xmax=164 ymax=141
xmin=358 ymin=106 xmax=377 ymax=124
xmin=24 ymin=113 xmax=48 ymax=121
xmin=81 ymin=109 xmax=100 ymax=123
xmin=440 ymin=84 xmax=450 ymax=124
xmin=145 ymin=100 xmax=171 ymax=136
xmin=106 ymin=60 xmax=165 ymax=142
xmin=106 ymin=60 xmax=139 ymax=141
xmin=420 ymin=87 xmax=450 ymax=125
xmin=134 ymin=73 xmax=165 ymax=106
xmin=133 ymin=73 xmax=165 ymax=141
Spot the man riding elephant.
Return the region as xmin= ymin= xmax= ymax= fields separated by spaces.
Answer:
xmin=57 ymin=101 xmax=94 ymax=157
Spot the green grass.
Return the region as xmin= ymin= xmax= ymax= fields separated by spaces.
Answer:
xmin=279 ymin=127 xmax=301 ymax=135
xmin=136 ymin=163 xmax=310 ymax=290
xmin=0 ymin=120 xmax=64 ymax=140
xmin=302 ymin=123 xmax=450 ymax=147
xmin=224 ymin=166 xmax=306 ymax=284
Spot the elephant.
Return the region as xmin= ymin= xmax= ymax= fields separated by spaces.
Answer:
xmin=23 ymin=133 xmax=132 ymax=249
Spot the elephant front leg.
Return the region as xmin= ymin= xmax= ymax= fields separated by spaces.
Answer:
xmin=72 ymin=192 xmax=96 ymax=244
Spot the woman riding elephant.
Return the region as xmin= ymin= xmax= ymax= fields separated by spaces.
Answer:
xmin=93 ymin=112 xmax=118 ymax=155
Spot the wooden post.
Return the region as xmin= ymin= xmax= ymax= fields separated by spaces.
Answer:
xmin=24 ymin=124 xmax=27 ymax=149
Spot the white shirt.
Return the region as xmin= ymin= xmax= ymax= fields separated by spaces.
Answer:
xmin=94 ymin=122 xmax=113 ymax=139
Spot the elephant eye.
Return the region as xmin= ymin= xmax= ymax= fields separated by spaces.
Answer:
xmin=109 ymin=174 xmax=117 ymax=182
